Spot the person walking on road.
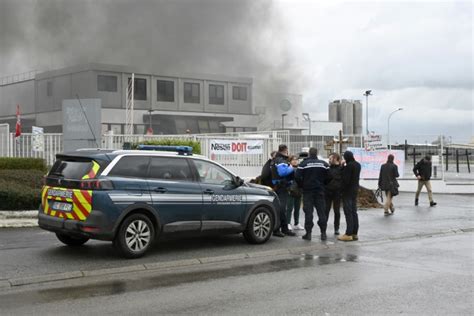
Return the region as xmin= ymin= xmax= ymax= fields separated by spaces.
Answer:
xmin=325 ymin=153 xmax=343 ymax=235
xmin=413 ymin=155 xmax=437 ymax=207
xmin=271 ymin=145 xmax=296 ymax=237
xmin=378 ymin=154 xmax=400 ymax=215
xmin=295 ymin=147 xmax=329 ymax=241
xmin=338 ymin=150 xmax=361 ymax=242
xmin=286 ymin=155 xmax=303 ymax=231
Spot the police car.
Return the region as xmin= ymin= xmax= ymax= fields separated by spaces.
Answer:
xmin=38 ymin=146 xmax=279 ymax=258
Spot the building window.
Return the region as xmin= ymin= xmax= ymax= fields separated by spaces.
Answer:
xmin=184 ymin=82 xmax=200 ymax=103
xmin=157 ymin=80 xmax=174 ymax=102
xmin=128 ymin=78 xmax=147 ymax=100
xmin=97 ymin=75 xmax=117 ymax=92
xmin=47 ymin=81 xmax=53 ymax=97
xmin=232 ymin=86 xmax=247 ymax=101
xmin=209 ymin=84 xmax=224 ymax=105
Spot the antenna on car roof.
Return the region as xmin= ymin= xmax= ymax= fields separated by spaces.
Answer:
xmin=75 ymin=94 xmax=100 ymax=149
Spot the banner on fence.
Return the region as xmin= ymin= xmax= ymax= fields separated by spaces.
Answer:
xmin=364 ymin=134 xmax=386 ymax=151
xmin=32 ymin=126 xmax=44 ymax=152
xmin=348 ymin=147 xmax=405 ymax=178
xmin=210 ymin=139 xmax=263 ymax=155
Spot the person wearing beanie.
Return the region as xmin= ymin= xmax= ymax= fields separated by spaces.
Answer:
xmin=338 ymin=150 xmax=361 ymax=242
xmin=413 ymin=155 xmax=437 ymax=207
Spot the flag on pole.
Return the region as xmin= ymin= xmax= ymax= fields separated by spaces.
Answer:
xmin=15 ymin=104 xmax=21 ymax=138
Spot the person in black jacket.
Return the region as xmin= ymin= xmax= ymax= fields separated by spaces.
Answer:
xmin=295 ymin=147 xmax=330 ymax=241
xmin=260 ymin=151 xmax=277 ymax=187
xmin=413 ymin=155 xmax=436 ymax=206
xmin=271 ymin=145 xmax=296 ymax=237
xmin=378 ymin=154 xmax=400 ymax=215
xmin=325 ymin=153 xmax=343 ymax=235
xmin=338 ymin=150 xmax=361 ymax=242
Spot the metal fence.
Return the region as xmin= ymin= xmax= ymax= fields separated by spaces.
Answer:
xmin=1 ymin=130 xmax=472 ymax=182
xmin=0 ymin=132 xmax=63 ymax=166
xmin=102 ymin=131 xmax=287 ymax=178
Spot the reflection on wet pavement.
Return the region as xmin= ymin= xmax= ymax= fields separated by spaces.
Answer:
xmin=0 ymin=252 xmax=358 ymax=306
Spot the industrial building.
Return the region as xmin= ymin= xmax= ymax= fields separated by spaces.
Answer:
xmin=0 ymin=63 xmax=258 ymax=134
xmin=328 ymin=99 xmax=363 ymax=135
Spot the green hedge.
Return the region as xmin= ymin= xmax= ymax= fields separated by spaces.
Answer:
xmin=0 ymin=157 xmax=47 ymax=171
xmin=132 ymin=139 xmax=202 ymax=155
xmin=0 ymin=169 xmax=45 ymax=210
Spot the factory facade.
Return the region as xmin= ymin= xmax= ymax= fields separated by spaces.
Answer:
xmin=0 ymin=64 xmax=258 ymax=134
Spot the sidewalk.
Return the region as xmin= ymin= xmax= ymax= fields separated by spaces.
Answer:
xmin=360 ymin=179 xmax=473 ymax=194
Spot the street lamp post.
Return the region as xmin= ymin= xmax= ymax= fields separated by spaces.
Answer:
xmin=302 ymin=113 xmax=311 ymax=135
xmin=363 ymin=90 xmax=372 ymax=135
xmin=387 ymin=107 xmax=403 ymax=150
xmin=281 ymin=113 xmax=287 ymax=129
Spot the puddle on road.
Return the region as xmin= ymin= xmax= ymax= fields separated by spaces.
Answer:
xmin=0 ymin=253 xmax=358 ymax=306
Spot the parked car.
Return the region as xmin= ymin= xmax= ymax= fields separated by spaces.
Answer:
xmin=38 ymin=146 xmax=280 ymax=258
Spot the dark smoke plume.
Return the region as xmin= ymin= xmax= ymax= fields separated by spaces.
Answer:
xmin=0 ymin=0 xmax=304 ymax=99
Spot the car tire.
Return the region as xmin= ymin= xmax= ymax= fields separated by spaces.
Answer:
xmin=114 ymin=213 xmax=155 ymax=259
xmin=55 ymin=233 xmax=89 ymax=246
xmin=243 ymin=207 xmax=274 ymax=244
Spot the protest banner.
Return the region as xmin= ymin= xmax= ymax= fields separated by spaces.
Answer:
xmin=348 ymin=147 xmax=405 ymax=178
xmin=210 ymin=140 xmax=263 ymax=155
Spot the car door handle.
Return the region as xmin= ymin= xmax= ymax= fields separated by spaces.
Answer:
xmin=154 ymin=187 xmax=168 ymax=193
xmin=203 ymin=189 xmax=214 ymax=195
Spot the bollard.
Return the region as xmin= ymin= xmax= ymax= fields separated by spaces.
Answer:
xmin=433 ymin=166 xmax=437 ymax=178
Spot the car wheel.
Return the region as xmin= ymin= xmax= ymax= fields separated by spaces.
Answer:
xmin=56 ymin=233 xmax=89 ymax=246
xmin=243 ymin=207 xmax=273 ymax=244
xmin=114 ymin=213 xmax=155 ymax=259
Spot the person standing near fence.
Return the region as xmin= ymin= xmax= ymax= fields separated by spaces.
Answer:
xmin=325 ymin=153 xmax=343 ymax=235
xmin=286 ymin=155 xmax=303 ymax=231
xmin=338 ymin=150 xmax=361 ymax=242
xmin=378 ymin=154 xmax=400 ymax=215
xmin=295 ymin=147 xmax=329 ymax=241
xmin=414 ymin=155 xmax=437 ymax=207
xmin=271 ymin=145 xmax=296 ymax=237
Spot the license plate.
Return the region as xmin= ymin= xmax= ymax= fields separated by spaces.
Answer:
xmin=50 ymin=201 xmax=73 ymax=212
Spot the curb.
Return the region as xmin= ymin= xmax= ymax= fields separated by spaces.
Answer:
xmin=2 ymin=228 xmax=470 ymax=290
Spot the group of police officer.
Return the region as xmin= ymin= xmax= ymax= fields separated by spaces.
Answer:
xmin=265 ymin=144 xmax=361 ymax=242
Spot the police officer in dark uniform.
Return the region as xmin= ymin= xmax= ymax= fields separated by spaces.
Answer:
xmin=295 ymin=147 xmax=330 ymax=241
xmin=271 ymin=144 xmax=296 ymax=237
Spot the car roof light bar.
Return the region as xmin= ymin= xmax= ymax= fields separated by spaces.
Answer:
xmin=137 ymin=145 xmax=193 ymax=155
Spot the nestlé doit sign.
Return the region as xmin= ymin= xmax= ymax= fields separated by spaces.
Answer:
xmin=210 ymin=140 xmax=263 ymax=155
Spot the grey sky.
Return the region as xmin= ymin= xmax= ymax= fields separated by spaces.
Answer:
xmin=277 ymin=0 xmax=473 ymax=142
xmin=0 ymin=0 xmax=472 ymax=142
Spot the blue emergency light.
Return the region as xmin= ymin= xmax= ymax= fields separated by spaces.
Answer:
xmin=137 ymin=145 xmax=193 ymax=155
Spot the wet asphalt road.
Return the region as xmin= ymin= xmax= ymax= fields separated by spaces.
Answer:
xmin=1 ymin=232 xmax=472 ymax=315
xmin=0 ymin=193 xmax=472 ymax=280
xmin=0 ymin=193 xmax=472 ymax=314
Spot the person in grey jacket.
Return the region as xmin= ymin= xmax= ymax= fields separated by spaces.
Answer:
xmin=378 ymin=154 xmax=400 ymax=215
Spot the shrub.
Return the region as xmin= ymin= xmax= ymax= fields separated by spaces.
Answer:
xmin=0 ymin=157 xmax=47 ymax=171
xmin=131 ymin=139 xmax=202 ymax=155
xmin=0 ymin=169 xmax=46 ymax=190
xmin=0 ymin=181 xmax=42 ymax=210
xmin=0 ymin=169 xmax=45 ymax=210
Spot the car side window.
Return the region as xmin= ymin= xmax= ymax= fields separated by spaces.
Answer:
xmin=148 ymin=157 xmax=194 ymax=182
xmin=193 ymin=160 xmax=233 ymax=185
xmin=108 ymin=156 xmax=150 ymax=178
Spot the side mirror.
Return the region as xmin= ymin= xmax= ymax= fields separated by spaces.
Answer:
xmin=235 ymin=176 xmax=244 ymax=187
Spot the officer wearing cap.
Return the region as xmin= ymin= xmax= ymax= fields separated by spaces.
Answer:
xmin=295 ymin=147 xmax=330 ymax=241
